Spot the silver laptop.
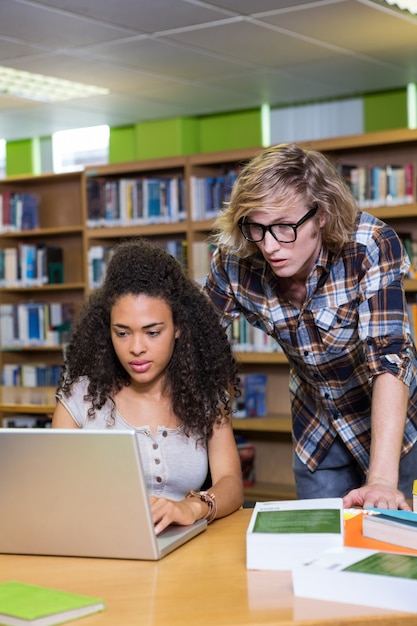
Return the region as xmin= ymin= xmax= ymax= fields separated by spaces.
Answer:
xmin=0 ymin=428 xmax=207 ymax=560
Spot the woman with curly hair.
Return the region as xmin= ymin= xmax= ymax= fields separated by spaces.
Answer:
xmin=52 ymin=238 xmax=244 ymax=534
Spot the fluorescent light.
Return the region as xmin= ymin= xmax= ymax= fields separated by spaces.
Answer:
xmin=0 ymin=66 xmax=108 ymax=103
xmin=383 ymin=0 xmax=417 ymax=13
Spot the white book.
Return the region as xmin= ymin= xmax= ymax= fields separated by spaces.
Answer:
xmin=0 ymin=304 xmax=15 ymax=347
xmin=4 ymin=247 xmax=18 ymax=285
xmin=292 ymin=546 xmax=417 ymax=613
xmin=246 ymin=498 xmax=344 ymax=571
xmin=17 ymin=303 xmax=28 ymax=345
xmin=2 ymin=363 xmax=20 ymax=386
xmin=21 ymin=364 xmax=38 ymax=387
xmin=192 ymin=241 xmax=211 ymax=285
xmin=362 ymin=507 xmax=417 ymax=552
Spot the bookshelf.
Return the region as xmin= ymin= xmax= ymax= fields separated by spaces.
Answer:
xmin=2 ymin=128 xmax=417 ymax=500
xmin=0 ymin=171 xmax=85 ymax=393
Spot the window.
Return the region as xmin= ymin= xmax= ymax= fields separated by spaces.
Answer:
xmin=52 ymin=125 xmax=109 ymax=173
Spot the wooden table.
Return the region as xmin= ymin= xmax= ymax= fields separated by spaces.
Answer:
xmin=0 ymin=509 xmax=415 ymax=626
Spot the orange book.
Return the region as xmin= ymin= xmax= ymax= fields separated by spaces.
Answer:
xmin=344 ymin=509 xmax=417 ymax=555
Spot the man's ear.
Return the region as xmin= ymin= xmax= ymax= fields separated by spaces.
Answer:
xmin=318 ymin=211 xmax=327 ymax=228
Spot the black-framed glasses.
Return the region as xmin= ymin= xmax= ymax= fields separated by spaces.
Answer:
xmin=238 ymin=203 xmax=319 ymax=244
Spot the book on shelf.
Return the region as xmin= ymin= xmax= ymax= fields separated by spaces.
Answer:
xmin=338 ymin=162 xmax=415 ymax=208
xmin=86 ymin=175 xmax=185 ymax=227
xmin=3 ymin=247 xmax=18 ymax=285
xmin=20 ymin=193 xmax=39 ymax=230
xmin=397 ymin=232 xmax=417 ymax=279
xmin=44 ymin=245 xmax=64 ymax=284
xmin=88 ymin=245 xmax=114 ymax=289
xmin=226 ymin=316 xmax=282 ymax=353
xmin=88 ymin=240 xmax=187 ymax=289
xmin=0 ymin=581 xmax=104 ymax=626
xmin=234 ymin=374 xmax=267 ymax=417
xmin=236 ymin=437 xmax=255 ymax=487
xmin=292 ymin=547 xmax=417 ymax=613
xmin=2 ymin=416 xmax=52 ymax=428
xmin=0 ymin=302 xmax=74 ymax=348
xmin=246 ymin=498 xmax=344 ymax=570
xmin=190 ymin=169 xmax=239 ymax=220
xmin=2 ymin=363 xmax=62 ymax=387
xmin=361 ymin=507 xmax=417 ymax=552
xmin=0 ymin=244 xmax=63 ymax=287
xmin=0 ymin=192 xmax=39 ymax=232
xmin=192 ymin=240 xmax=215 ymax=285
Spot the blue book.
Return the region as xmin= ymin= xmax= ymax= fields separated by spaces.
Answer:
xmin=20 ymin=193 xmax=39 ymax=230
xmin=27 ymin=304 xmax=42 ymax=342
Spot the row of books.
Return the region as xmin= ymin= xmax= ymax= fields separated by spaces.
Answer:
xmin=2 ymin=415 xmax=52 ymax=427
xmin=0 ymin=302 xmax=73 ymax=348
xmin=227 ymin=315 xmax=283 ymax=353
xmin=86 ymin=176 xmax=186 ymax=227
xmin=88 ymin=240 xmax=187 ymax=289
xmin=0 ymin=191 xmax=39 ymax=233
xmin=0 ymin=244 xmax=63 ymax=287
xmin=2 ymin=362 xmax=62 ymax=387
xmin=339 ymin=162 xmax=414 ymax=208
xmin=190 ymin=170 xmax=239 ymax=220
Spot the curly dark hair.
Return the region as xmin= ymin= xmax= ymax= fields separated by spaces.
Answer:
xmin=58 ymin=238 xmax=239 ymax=439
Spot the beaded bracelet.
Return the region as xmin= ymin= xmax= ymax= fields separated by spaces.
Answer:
xmin=186 ymin=490 xmax=217 ymax=524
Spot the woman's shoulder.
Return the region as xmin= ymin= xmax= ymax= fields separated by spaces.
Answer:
xmin=56 ymin=376 xmax=92 ymax=406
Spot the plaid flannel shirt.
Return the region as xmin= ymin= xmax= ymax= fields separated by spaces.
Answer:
xmin=204 ymin=211 xmax=417 ymax=472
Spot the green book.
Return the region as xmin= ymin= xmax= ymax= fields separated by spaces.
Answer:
xmin=0 ymin=581 xmax=105 ymax=626
xmin=246 ymin=498 xmax=344 ymax=570
xmin=253 ymin=508 xmax=341 ymax=534
xmin=293 ymin=547 xmax=417 ymax=613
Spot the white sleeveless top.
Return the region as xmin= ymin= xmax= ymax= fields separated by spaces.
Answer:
xmin=56 ymin=377 xmax=209 ymax=500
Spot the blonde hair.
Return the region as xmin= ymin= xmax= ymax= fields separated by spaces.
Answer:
xmin=212 ymin=143 xmax=358 ymax=258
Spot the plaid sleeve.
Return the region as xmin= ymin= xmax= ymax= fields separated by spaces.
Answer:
xmin=359 ymin=225 xmax=415 ymax=385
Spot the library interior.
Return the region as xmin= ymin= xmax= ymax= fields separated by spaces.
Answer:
xmin=1 ymin=1 xmax=417 ymax=624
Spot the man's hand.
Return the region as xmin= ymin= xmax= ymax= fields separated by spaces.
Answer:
xmin=343 ymin=481 xmax=411 ymax=511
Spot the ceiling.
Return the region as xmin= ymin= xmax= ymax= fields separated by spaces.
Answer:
xmin=1 ymin=0 xmax=417 ymax=141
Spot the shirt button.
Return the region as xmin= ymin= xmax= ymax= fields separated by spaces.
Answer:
xmin=324 ymin=393 xmax=330 ymax=399
xmin=155 ymin=458 xmax=161 ymax=465
xmin=304 ymin=350 xmax=308 ymax=356
xmin=152 ymin=443 xmax=159 ymax=450
xmin=156 ymin=476 xmax=162 ymax=483
xmin=162 ymin=431 xmax=168 ymax=437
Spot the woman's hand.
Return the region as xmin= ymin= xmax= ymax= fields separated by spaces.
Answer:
xmin=149 ymin=496 xmax=208 ymax=535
